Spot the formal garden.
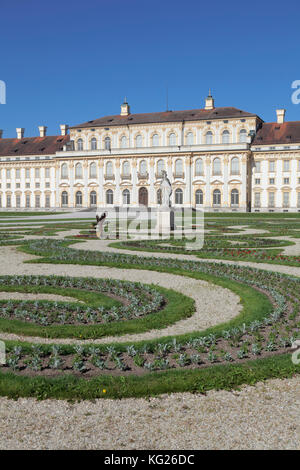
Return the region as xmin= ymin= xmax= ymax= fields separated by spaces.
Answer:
xmin=0 ymin=212 xmax=299 ymax=400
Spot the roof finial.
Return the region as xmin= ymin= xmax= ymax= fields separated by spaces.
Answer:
xmin=208 ymin=88 xmax=212 ymax=97
xmin=124 ymin=96 xmax=127 ymax=104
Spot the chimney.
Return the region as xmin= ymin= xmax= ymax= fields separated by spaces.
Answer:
xmin=60 ymin=124 xmax=69 ymax=136
xmin=38 ymin=126 xmax=47 ymax=137
xmin=120 ymin=98 xmax=130 ymax=116
xmin=205 ymin=89 xmax=215 ymax=110
xmin=0 ymin=130 xmax=3 ymax=139
xmin=16 ymin=128 xmax=25 ymax=139
xmin=276 ymin=109 xmax=286 ymax=124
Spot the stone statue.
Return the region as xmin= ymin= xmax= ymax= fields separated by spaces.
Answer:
xmin=95 ymin=212 xmax=107 ymax=239
xmin=160 ymin=170 xmax=172 ymax=208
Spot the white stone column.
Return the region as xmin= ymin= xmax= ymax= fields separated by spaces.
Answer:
xmin=205 ymin=156 xmax=211 ymax=208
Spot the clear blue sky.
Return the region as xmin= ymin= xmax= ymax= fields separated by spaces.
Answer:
xmin=1 ymin=0 xmax=300 ymax=138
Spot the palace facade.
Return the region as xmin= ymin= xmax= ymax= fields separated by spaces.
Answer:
xmin=1 ymin=93 xmax=300 ymax=212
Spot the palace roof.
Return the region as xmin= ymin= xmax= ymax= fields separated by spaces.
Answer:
xmin=252 ymin=122 xmax=300 ymax=145
xmin=0 ymin=135 xmax=70 ymax=157
xmin=70 ymin=107 xmax=259 ymax=129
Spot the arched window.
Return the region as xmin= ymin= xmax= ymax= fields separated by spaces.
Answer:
xmin=205 ymin=131 xmax=213 ymax=144
xmin=61 ymin=191 xmax=68 ymax=206
xmin=169 ymin=133 xmax=176 ymax=146
xmin=136 ymin=134 xmax=142 ymax=147
xmin=231 ymin=189 xmax=239 ymax=206
xmin=175 ymin=159 xmax=183 ymax=176
xmin=213 ymin=189 xmax=221 ymax=205
xmin=195 ymin=189 xmax=203 ymax=205
xmin=106 ymin=189 xmax=113 ymax=205
xmin=75 ymin=163 xmax=83 ymax=179
xmin=152 ymin=134 xmax=159 ymax=146
xmin=122 ymin=189 xmax=130 ymax=205
xmin=186 ymin=132 xmax=193 ymax=145
xmin=213 ymin=158 xmax=221 ymax=175
xmin=175 ymin=188 xmax=183 ymax=204
xmin=122 ymin=160 xmax=130 ymax=175
xmin=89 ymin=162 xmax=97 ymax=178
xmin=140 ymin=160 xmax=147 ymax=175
xmin=120 ymin=135 xmax=127 ymax=148
xmin=157 ymin=159 xmax=164 ymax=176
xmin=195 ymin=158 xmax=203 ymax=175
xmin=106 ymin=161 xmax=113 ymax=176
xmin=231 ymin=157 xmax=239 ymax=175
xmin=239 ymin=129 xmax=247 ymax=143
xmin=75 ymin=191 xmax=83 ymax=207
xmin=157 ymin=189 xmax=162 ymax=205
xmin=222 ymin=130 xmax=230 ymax=144
xmin=104 ymin=137 xmax=111 ymax=150
xmin=61 ymin=163 xmax=68 ymax=179
xmin=77 ymin=139 xmax=83 ymax=151
xmin=91 ymin=137 xmax=97 ymax=150
xmin=90 ymin=191 xmax=97 ymax=206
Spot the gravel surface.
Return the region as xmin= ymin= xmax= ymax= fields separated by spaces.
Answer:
xmin=0 ymin=292 xmax=81 ymax=303
xmin=0 ymin=377 xmax=299 ymax=450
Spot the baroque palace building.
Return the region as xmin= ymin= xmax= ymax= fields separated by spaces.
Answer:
xmin=1 ymin=93 xmax=300 ymax=212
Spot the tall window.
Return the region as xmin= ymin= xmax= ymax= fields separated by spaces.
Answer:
xmin=122 ymin=189 xmax=130 ymax=204
xmin=120 ymin=136 xmax=127 ymax=148
xmin=75 ymin=163 xmax=83 ymax=179
xmin=152 ymin=134 xmax=159 ymax=146
xmin=45 ymin=167 xmax=50 ymax=178
xmin=213 ymin=189 xmax=221 ymax=205
xmin=75 ymin=191 xmax=83 ymax=207
xmin=25 ymin=195 xmax=30 ymax=208
xmin=175 ymin=188 xmax=183 ymax=204
xmin=231 ymin=189 xmax=239 ymax=206
xmin=213 ymin=158 xmax=221 ymax=175
xmin=222 ymin=130 xmax=230 ymax=144
xmin=91 ymin=138 xmax=97 ymax=150
xmin=195 ymin=158 xmax=203 ymax=176
xmin=106 ymin=161 xmax=113 ymax=176
xmin=254 ymin=192 xmax=261 ymax=207
xmin=106 ymin=189 xmax=113 ymax=205
xmin=105 ymin=137 xmax=111 ymax=150
xmin=122 ymin=161 xmax=130 ymax=175
xmin=269 ymin=160 xmax=275 ymax=172
xmin=89 ymin=162 xmax=97 ymax=178
xmin=175 ymin=159 xmax=183 ymax=176
xmin=35 ymin=195 xmax=40 ymax=208
xmin=35 ymin=168 xmax=40 ymax=178
xmin=140 ymin=160 xmax=147 ymax=175
xmin=16 ymin=195 xmax=21 ymax=208
xmin=25 ymin=168 xmax=30 ymax=179
xmin=61 ymin=163 xmax=68 ymax=179
xmin=16 ymin=169 xmax=20 ymax=179
xmin=90 ymin=191 xmax=97 ymax=206
xmin=195 ymin=189 xmax=203 ymax=205
xmin=231 ymin=157 xmax=239 ymax=175
xmin=283 ymin=192 xmax=289 ymax=207
xmin=169 ymin=133 xmax=176 ymax=146
xmin=186 ymin=132 xmax=193 ymax=145
xmin=255 ymin=161 xmax=261 ymax=173
xmin=136 ymin=134 xmax=142 ymax=147
xmin=206 ymin=131 xmax=213 ymax=144
xmin=239 ymin=129 xmax=247 ymax=143
xmin=283 ymin=160 xmax=290 ymax=172
xmin=157 ymin=159 xmax=164 ymax=176
xmin=77 ymin=139 xmax=83 ymax=151
xmin=268 ymin=192 xmax=275 ymax=207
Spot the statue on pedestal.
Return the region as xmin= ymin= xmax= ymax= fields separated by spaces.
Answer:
xmin=160 ymin=170 xmax=172 ymax=209
xmin=95 ymin=212 xmax=107 ymax=239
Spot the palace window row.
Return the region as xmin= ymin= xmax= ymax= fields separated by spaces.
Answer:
xmin=75 ymin=129 xmax=249 ymax=151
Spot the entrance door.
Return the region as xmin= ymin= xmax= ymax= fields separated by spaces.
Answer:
xmin=139 ymin=187 xmax=148 ymax=206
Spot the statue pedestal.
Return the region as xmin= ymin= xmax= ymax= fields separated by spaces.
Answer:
xmin=155 ymin=208 xmax=175 ymax=235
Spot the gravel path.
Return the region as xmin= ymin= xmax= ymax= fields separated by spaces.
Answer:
xmin=0 ymin=292 xmax=81 ymax=303
xmin=0 ymin=377 xmax=298 ymax=450
xmin=0 ymin=246 xmax=241 ymax=345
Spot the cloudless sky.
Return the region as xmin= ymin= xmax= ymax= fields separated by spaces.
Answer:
xmin=1 ymin=0 xmax=300 ymax=137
